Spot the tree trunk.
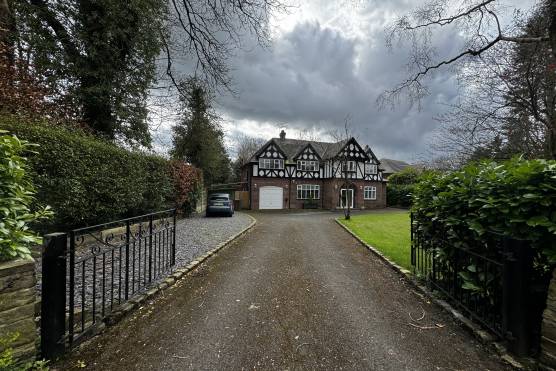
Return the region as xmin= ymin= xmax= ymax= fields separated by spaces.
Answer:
xmin=0 ymin=0 xmax=14 ymax=72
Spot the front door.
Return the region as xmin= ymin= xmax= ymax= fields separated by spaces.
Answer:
xmin=340 ymin=188 xmax=354 ymax=208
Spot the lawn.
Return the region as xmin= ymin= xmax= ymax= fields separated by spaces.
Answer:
xmin=338 ymin=210 xmax=411 ymax=270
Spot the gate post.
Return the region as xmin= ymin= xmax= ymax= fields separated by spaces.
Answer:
xmin=41 ymin=233 xmax=67 ymax=359
xmin=148 ymin=214 xmax=153 ymax=282
xmin=502 ymin=238 xmax=533 ymax=356
xmin=172 ymin=210 xmax=177 ymax=265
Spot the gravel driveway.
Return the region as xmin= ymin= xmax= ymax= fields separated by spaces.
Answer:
xmin=35 ymin=212 xmax=252 ymax=307
xmin=55 ymin=211 xmax=505 ymax=371
xmin=174 ymin=212 xmax=253 ymax=268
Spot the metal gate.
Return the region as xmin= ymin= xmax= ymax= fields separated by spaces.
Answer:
xmin=41 ymin=209 xmax=176 ymax=358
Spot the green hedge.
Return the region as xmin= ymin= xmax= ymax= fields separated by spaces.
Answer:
xmin=387 ymin=167 xmax=421 ymax=207
xmin=0 ymin=118 xmax=176 ymax=231
xmin=387 ymin=184 xmax=414 ymax=207
xmin=411 ymin=158 xmax=556 ymax=349
xmin=412 ymin=158 xmax=556 ymax=264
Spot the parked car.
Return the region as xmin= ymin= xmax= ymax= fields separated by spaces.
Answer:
xmin=206 ymin=193 xmax=234 ymax=217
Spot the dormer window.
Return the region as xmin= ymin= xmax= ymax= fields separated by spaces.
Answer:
xmin=341 ymin=161 xmax=356 ymax=172
xmin=297 ymin=160 xmax=319 ymax=171
xmin=259 ymin=158 xmax=284 ymax=169
xmin=365 ymin=163 xmax=377 ymax=175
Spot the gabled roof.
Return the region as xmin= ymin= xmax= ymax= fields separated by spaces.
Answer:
xmin=293 ymin=142 xmax=322 ymax=160
xmin=379 ymin=158 xmax=412 ymax=174
xmin=249 ymin=138 xmax=347 ymax=162
xmin=364 ymin=145 xmax=381 ymax=164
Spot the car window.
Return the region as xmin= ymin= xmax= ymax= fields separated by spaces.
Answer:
xmin=210 ymin=196 xmax=229 ymax=201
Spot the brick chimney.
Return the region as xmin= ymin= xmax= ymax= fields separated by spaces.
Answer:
xmin=279 ymin=130 xmax=286 ymax=140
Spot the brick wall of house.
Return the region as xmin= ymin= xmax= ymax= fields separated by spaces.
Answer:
xmin=289 ymin=178 xmax=325 ymax=209
xmin=248 ymin=175 xmax=386 ymax=210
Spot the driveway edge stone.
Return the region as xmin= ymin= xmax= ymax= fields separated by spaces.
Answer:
xmin=335 ymin=218 xmax=533 ymax=370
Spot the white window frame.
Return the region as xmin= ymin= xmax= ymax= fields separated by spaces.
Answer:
xmin=341 ymin=160 xmax=356 ymax=172
xmin=297 ymin=160 xmax=319 ymax=171
xmin=259 ymin=158 xmax=284 ymax=169
xmin=296 ymin=184 xmax=320 ymax=200
xmin=364 ymin=186 xmax=377 ymax=200
xmin=365 ymin=163 xmax=377 ymax=175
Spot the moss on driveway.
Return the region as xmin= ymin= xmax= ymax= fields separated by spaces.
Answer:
xmin=338 ymin=210 xmax=411 ymax=270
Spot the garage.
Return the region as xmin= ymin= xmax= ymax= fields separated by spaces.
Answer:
xmin=259 ymin=186 xmax=283 ymax=209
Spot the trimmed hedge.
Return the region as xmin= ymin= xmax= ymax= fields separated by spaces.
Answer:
xmin=412 ymin=158 xmax=556 ymax=264
xmin=411 ymin=158 xmax=556 ymax=350
xmin=0 ymin=117 xmax=202 ymax=231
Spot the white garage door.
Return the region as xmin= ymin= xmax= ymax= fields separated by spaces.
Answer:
xmin=259 ymin=186 xmax=283 ymax=210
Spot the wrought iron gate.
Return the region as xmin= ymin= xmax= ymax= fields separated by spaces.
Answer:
xmin=41 ymin=209 xmax=176 ymax=358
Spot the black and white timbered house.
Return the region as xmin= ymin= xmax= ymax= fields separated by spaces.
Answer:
xmin=241 ymin=130 xmax=387 ymax=210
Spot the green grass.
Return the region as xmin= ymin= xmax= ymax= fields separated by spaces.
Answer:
xmin=338 ymin=210 xmax=411 ymax=270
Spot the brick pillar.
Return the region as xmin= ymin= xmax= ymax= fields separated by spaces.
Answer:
xmin=0 ymin=258 xmax=37 ymax=363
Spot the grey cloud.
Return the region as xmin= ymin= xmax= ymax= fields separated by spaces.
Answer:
xmin=213 ymin=16 xmax=464 ymax=161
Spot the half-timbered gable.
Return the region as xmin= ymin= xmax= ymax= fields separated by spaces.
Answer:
xmin=253 ymin=140 xmax=287 ymax=178
xmin=363 ymin=145 xmax=383 ymax=181
xmin=293 ymin=143 xmax=322 ymax=179
xmin=328 ymin=138 xmax=370 ymax=180
xmin=242 ymin=130 xmax=387 ymax=210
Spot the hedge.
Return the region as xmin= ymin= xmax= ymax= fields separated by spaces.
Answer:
xmin=0 ymin=117 xmax=202 ymax=231
xmin=412 ymin=158 xmax=556 ymax=264
xmin=387 ymin=167 xmax=421 ymax=207
xmin=411 ymin=158 xmax=556 ymax=350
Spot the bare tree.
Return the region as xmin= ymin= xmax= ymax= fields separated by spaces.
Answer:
xmin=329 ymin=117 xmax=355 ymax=220
xmin=230 ymin=133 xmax=266 ymax=181
xmin=381 ymin=0 xmax=556 ymax=158
xmin=429 ymin=4 xmax=553 ymax=161
xmin=162 ymin=0 xmax=289 ymax=94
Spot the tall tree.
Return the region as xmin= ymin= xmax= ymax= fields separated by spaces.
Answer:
xmin=382 ymin=0 xmax=556 ymax=158
xmin=172 ymin=78 xmax=230 ymax=185
xmin=11 ymin=0 xmax=166 ymax=146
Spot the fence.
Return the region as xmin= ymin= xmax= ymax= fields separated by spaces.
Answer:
xmin=41 ymin=209 xmax=177 ymax=359
xmin=410 ymin=213 xmax=535 ymax=356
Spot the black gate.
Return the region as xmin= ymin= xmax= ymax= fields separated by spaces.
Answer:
xmin=410 ymin=213 xmax=535 ymax=356
xmin=41 ymin=209 xmax=177 ymax=358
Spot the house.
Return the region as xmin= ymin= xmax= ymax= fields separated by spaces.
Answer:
xmin=379 ymin=158 xmax=412 ymax=178
xmin=241 ymin=130 xmax=387 ymax=210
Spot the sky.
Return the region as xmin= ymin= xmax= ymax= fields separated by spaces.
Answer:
xmin=150 ymin=0 xmax=537 ymax=162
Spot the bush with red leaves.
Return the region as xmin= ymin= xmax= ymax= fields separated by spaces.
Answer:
xmin=169 ymin=160 xmax=203 ymax=215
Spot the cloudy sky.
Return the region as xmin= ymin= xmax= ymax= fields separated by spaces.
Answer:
xmin=151 ymin=0 xmax=536 ymax=162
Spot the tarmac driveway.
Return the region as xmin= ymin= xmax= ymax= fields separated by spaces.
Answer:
xmin=55 ymin=211 xmax=505 ymax=370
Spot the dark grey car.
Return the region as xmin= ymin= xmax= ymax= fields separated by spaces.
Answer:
xmin=206 ymin=193 xmax=234 ymax=217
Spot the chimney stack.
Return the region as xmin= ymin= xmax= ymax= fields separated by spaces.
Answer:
xmin=279 ymin=130 xmax=286 ymax=140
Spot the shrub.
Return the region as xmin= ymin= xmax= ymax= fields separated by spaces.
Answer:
xmin=0 ymin=131 xmax=52 ymax=261
xmin=0 ymin=117 xmax=202 ymax=231
xmin=412 ymin=158 xmax=556 ymax=265
xmin=411 ymin=158 xmax=556 ymax=350
xmin=169 ymin=160 xmax=203 ymax=216
xmin=387 ymin=184 xmax=415 ymax=207
xmin=387 ymin=167 xmax=422 ymax=207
